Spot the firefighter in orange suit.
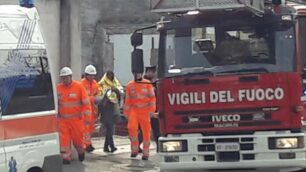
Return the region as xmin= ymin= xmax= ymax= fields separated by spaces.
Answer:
xmin=124 ymin=72 xmax=156 ymax=160
xmin=81 ymin=65 xmax=99 ymax=153
xmin=57 ymin=67 xmax=92 ymax=165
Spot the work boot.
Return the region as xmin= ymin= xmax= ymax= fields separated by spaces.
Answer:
xmin=110 ymin=147 xmax=117 ymax=153
xmin=130 ymin=153 xmax=138 ymax=158
xmin=142 ymin=156 xmax=149 ymax=161
xmin=85 ymin=144 xmax=95 ymax=153
xmin=63 ymin=159 xmax=71 ymax=165
xmin=78 ymin=153 xmax=85 ymax=162
xmin=103 ymin=147 xmax=110 ymax=153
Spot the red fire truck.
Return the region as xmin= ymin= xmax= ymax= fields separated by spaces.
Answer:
xmin=131 ymin=0 xmax=306 ymax=171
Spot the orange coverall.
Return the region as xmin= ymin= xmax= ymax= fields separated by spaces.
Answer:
xmin=124 ymin=79 xmax=156 ymax=157
xmin=81 ymin=78 xmax=99 ymax=148
xmin=57 ymin=80 xmax=92 ymax=161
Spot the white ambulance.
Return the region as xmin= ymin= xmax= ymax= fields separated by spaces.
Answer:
xmin=0 ymin=5 xmax=62 ymax=172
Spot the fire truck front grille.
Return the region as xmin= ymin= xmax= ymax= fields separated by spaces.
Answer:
xmin=203 ymin=153 xmax=255 ymax=162
xmin=216 ymin=138 xmax=239 ymax=142
xmin=240 ymin=143 xmax=254 ymax=150
xmin=198 ymin=137 xmax=255 ymax=162
xmin=204 ymin=155 xmax=215 ymax=161
xmin=243 ymin=154 xmax=255 ymax=160
xmin=218 ymin=152 xmax=240 ymax=162
xmin=176 ymin=109 xmax=281 ymax=130
xmin=198 ymin=144 xmax=215 ymax=151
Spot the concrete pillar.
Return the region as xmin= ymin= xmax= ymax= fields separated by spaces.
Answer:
xmin=60 ymin=0 xmax=82 ymax=80
xmin=36 ymin=0 xmax=61 ymax=83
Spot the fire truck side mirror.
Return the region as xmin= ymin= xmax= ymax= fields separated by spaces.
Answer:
xmin=131 ymin=32 xmax=143 ymax=47
xmin=131 ymin=49 xmax=144 ymax=73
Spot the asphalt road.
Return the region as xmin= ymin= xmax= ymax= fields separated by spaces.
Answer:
xmin=63 ymin=136 xmax=160 ymax=172
xmin=63 ymin=151 xmax=160 ymax=172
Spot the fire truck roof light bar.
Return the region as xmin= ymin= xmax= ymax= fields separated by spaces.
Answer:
xmin=150 ymin=0 xmax=265 ymax=15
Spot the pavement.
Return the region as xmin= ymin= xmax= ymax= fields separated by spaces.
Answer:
xmin=65 ymin=135 xmax=160 ymax=172
xmin=91 ymin=136 xmax=160 ymax=171
xmin=91 ymin=135 xmax=157 ymax=155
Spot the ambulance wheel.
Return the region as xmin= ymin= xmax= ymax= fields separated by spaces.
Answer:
xmin=28 ymin=167 xmax=42 ymax=172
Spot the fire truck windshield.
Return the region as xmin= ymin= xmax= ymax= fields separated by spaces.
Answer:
xmin=162 ymin=23 xmax=295 ymax=77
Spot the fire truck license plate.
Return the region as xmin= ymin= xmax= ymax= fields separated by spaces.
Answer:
xmin=215 ymin=143 xmax=240 ymax=152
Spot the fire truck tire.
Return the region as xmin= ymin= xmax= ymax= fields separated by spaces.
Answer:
xmin=27 ymin=167 xmax=42 ymax=172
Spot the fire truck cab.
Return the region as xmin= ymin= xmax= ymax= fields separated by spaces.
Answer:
xmin=0 ymin=5 xmax=62 ymax=172
xmin=131 ymin=0 xmax=306 ymax=171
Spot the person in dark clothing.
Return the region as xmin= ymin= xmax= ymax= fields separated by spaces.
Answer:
xmin=99 ymin=90 xmax=119 ymax=153
xmin=98 ymin=71 xmax=124 ymax=153
xmin=138 ymin=65 xmax=160 ymax=152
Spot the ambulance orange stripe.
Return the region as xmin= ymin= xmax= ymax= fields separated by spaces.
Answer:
xmin=0 ymin=115 xmax=58 ymax=140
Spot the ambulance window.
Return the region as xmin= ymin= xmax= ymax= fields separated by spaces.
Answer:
xmin=0 ymin=50 xmax=55 ymax=116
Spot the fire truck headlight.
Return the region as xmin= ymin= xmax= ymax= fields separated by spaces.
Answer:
xmin=276 ymin=138 xmax=298 ymax=148
xmin=269 ymin=137 xmax=304 ymax=149
xmin=160 ymin=140 xmax=187 ymax=152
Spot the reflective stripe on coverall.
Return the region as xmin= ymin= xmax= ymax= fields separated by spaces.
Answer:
xmin=81 ymin=78 xmax=99 ymax=147
xmin=57 ymin=80 xmax=92 ymax=161
xmin=124 ymin=79 xmax=156 ymax=157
